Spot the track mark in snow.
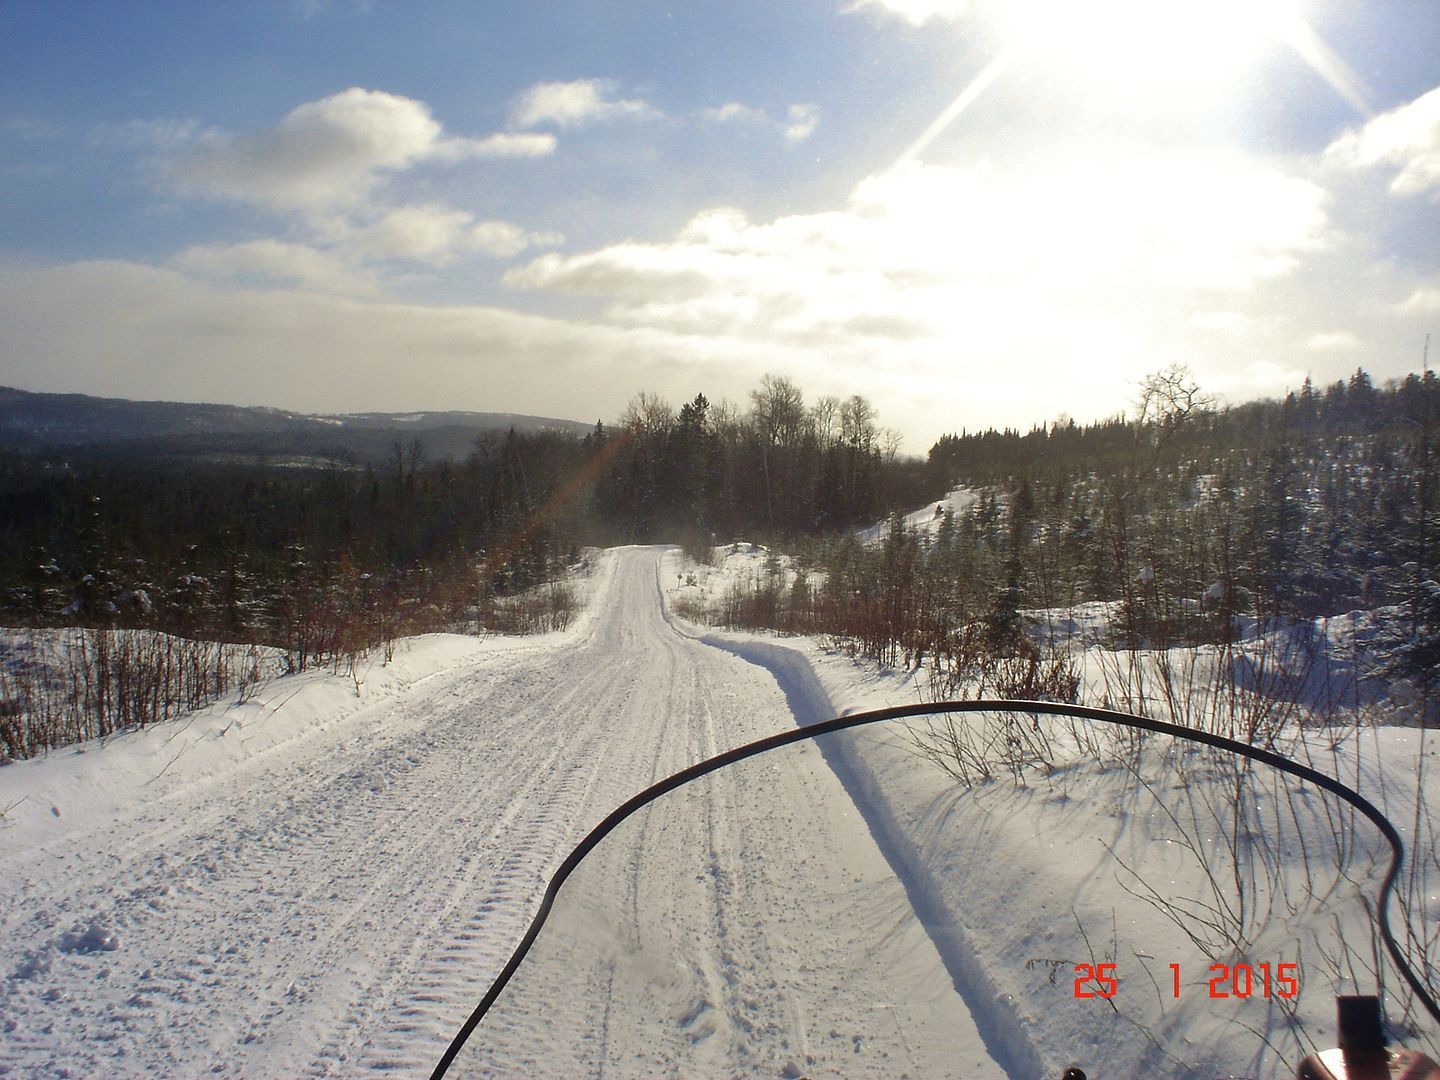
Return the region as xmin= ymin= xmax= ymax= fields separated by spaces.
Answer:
xmin=0 ymin=548 xmax=1004 ymax=1079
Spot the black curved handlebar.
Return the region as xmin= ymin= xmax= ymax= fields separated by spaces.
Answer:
xmin=432 ymin=700 xmax=1440 ymax=1079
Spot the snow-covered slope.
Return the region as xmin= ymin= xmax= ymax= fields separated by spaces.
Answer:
xmin=856 ymin=485 xmax=979 ymax=543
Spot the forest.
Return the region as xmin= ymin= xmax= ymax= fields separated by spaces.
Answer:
xmin=703 ymin=365 xmax=1439 ymax=717
xmin=0 ymin=377 xmax=933 ymax=656
xmin=1 ymin=365 xmax=1436 ymax=757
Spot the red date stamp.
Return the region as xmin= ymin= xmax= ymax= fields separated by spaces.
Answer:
xmin=1072 ymin=962 xmax=1299 ymax=1000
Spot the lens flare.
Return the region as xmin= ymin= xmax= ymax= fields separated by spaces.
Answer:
xmin=895 ymin=0 xmax=1376 ymax=168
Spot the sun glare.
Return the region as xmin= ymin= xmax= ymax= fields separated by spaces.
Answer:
xmin=895 ymin=0 xmax=1372 ymax=172
xmin=998 ymin=0 xmax=1304 ymax=100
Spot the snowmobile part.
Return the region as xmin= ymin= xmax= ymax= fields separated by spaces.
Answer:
xmin=1296 ymin=997 xmax=1440 ymax=1080
xmin=434 ymin=699 xmax=1440 ymax=1080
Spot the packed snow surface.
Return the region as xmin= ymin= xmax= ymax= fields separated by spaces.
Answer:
xmin=0 ymin=549 xmax=996 ymax=1078
xmin=3 ymin=546 xmax=1437 ymax=1078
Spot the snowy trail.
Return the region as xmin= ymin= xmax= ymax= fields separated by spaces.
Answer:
xmin=0 ymin=547 xmax=1001 ymax=1078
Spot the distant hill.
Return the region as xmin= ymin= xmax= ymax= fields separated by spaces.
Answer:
xmin=0 ymin=386 xmax=593 ymax=465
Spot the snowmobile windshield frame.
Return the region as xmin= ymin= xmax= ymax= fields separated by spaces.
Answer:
xmin=431 ymin=698 xmax=1440 ymax=1080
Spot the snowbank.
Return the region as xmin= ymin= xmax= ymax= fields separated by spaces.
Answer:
xmin=659 ymin=547 xmax=1440 ymax=1077
xmin=0 ymin=550 xmax=617 ymax=854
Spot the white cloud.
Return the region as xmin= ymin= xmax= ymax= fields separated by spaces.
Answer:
xmin=4 ymin=220 xmax=1436 ymax=453
xmin=1396 ymin=286 xmax=1440 ymax=313
xmin=1305 ymin=330 xmax=1359 ymax=351
xmin=1324 ymin=85 xmax=1440 ymax=197
xmin=701 ymin=101 xmax=818 ymax=142
xmin=704 ymin=102 xmax=767 ymax=125
xmin=339 ymin=204 xmax=474 ymax=261
xmin=1188 ymin=310 xmax=1261 ymax=334
xmin=495 ymin=150 xmax=1370 ymax=437
xmin=1208 ymin=359 xmax=1308 ymax=402
xmin=154 ymin=90 xmax=562 ymax=278
xmin=510 ymin=79 xmax=653 ymax=129
xmin=170 ymin=88 xmax=545 ymax=211
xmin=5 ymin=114 xmax=1429 ymax=451
xmin=170 ymin=239 xmax=377 ymax=295
xmin=845 ymin=0 xmax=968 ymax=26
xmin=0 ymin=259 xmax=797 ymax=425
xmin=439 ymin=131 xmax=557 ymax=160
xmin=508 ymin=153 xmax=1330 ymax=337
xmin=170 ymin=208 xmax=562 ymax=301
xmin=333 ymin=204 xmax=562 ymax=263
xmin=784 ymin=104 xmax=819 ymax=142
xmin=847 ymin=154 xmax=1329 ymax=287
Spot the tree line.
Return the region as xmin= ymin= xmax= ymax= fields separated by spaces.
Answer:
xmin=0 ymin=377 xmax=934 ymax=663
xmin=712 ymin=366 xmax=1440 ymax=703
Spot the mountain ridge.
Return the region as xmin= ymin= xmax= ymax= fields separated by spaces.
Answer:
xmin=0 ymin=385 xmax=594 ymax=463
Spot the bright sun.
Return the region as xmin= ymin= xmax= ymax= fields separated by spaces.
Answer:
xmin=998 ymin=0 xmax=1305 ymax=101
xmin=897 ymin=0 xmax=1371 ymax=167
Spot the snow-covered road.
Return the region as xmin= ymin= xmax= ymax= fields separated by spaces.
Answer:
xmin=1 ymin=547 xmax=998 ymax=1078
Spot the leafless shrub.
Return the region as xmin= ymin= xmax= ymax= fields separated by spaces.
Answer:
xmin=1090 ymin=628 xmax=1325 ymax=747
xmin=906 ymin=707 xmax=1061 ymax=788
xmin=481 ymin=581 xmax=577 ymax=635
xmin=669 ymin=592 xmax=713 ymax=624
xmin=0 ymin=628 xmax=275 ymax=759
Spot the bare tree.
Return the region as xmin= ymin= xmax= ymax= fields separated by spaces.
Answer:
xmin=881 ymin=426 xmax=903 ymax=464
xmin=621 ymin=391 xmax=674 ymax=437
xmin=1136 ymin=363 xmax=1215 ymax=434
xmin=811 ymin=394 xmax=842 ymax=449
xmin=750 ymin=375 xmax=807 ymax=527
xmin=841 ymin=394 xmax=877 ymax=452
xmin=390 ymin=437 xmax=427 ymax=495
xmin=750 ymin=374 xmax=806 ymax=448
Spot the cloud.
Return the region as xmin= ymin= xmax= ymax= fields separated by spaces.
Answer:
xmin=336 ymin=204 xmax=562 ymax=262
xmin=1396 ymin=286 xmax=1440 ymax=313
xmin=845 ymin=0 xmax=968 ymax=26
xmin=169 ymin=88 xmax=546 ymax=211
xmin=170 ymin=207 xmax=563 ymax=295
xmin=1187 ymin=310 xmax=1267 ymax=334
xmin=702 ymin=101 xmax=818 ymax=142
xmin=1305 ymin=330 xmax=1359 ymax=351
xmin=494 ymin=150 xmax=1374 ymax=438
xmin=784 ymin=104 xmax=819 ymax=142
xmin=454 ymin=131 xmax=557 ymax=159
xmin=1325 ymin=85 xmax=1440 ymax=197
xmin=465 ymin=220 xmax=564 ymax=257
xmin=510 ymin=79 xmax=654 ymax=129
xmin=170 ymin=239 xmax=377 ymax=295
xmin=4 ymin=211 xmax=1436 ymax=455
xmin=93 ymin=117 xmax=203 ymax=149
xmin=292 ymin=0 xmax=374 ymax=19
xmin=118 ymin=89 xmax=564 ymax=294
xmin=703 ymin=102 xmax=768 ymax=125
xmin=0 ymin=259 xmax=800 ymax=425
xmin=3 ymin=112 xmax=1427 ymax=452
xmin=507 ymin=153 xmax=1330 ymax=342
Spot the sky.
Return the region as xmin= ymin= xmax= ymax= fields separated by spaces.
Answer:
xmin=1 ymin=0 xmax=1438 ymax=452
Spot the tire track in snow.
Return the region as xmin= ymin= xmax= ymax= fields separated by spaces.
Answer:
xmin=1 ymin=564 xmax=639 ymax=1078
xmin=1 ymin=548 xmax=1005 ymax=1078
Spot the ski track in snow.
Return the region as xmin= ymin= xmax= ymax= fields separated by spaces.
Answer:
xmin=0 ymin=547 xmax=1000 ymax=1079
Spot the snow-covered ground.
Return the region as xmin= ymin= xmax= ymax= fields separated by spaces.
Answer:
xmin=855 ymin=485 xmax=979 ymax=544
xmin=656 ymin=547 xmax=1440 ymax=1076
xmin=3 ymin=545 xmax=1436 ymax=1077
xmin=0 ymin=548 xmax=995 ymax=1078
